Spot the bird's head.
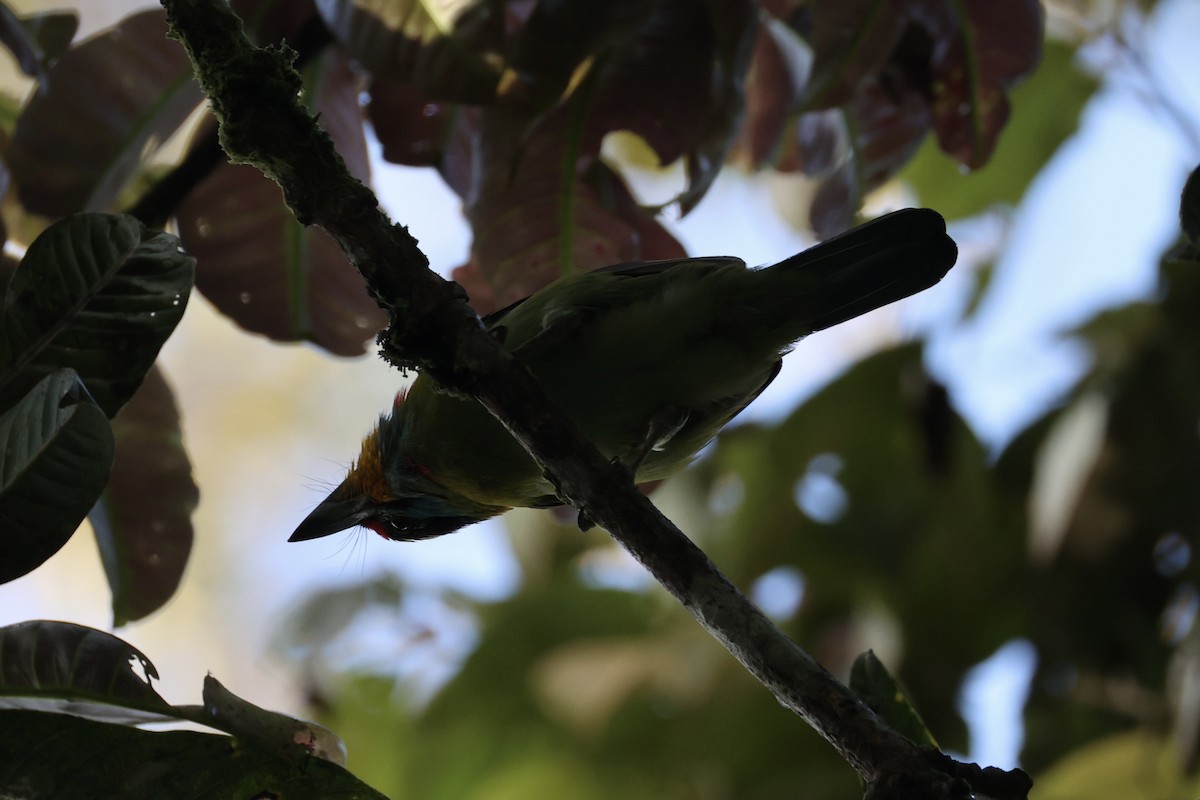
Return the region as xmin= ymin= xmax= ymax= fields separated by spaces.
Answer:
xmin=289 ymin=396 xmax=504 ymax=543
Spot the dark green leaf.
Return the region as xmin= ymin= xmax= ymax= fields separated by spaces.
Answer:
xmin=9 ymin=9 xmax=202 ymax=215
xmin=0 ymin=709 xmax=387 ymax=799
xmin=0 ymin=213 xmax=195 ymax=419
xmin=0 ymin=620 xmax=168 ymax=718
xmin=316 ymin=0 xmax=502 ymax=103
xmin=850 ymin=650 xmax=938 ymax=748
xmin=0 ymin=370 xmax=112 ymax=584
xmin=273 ymin=574 xmax=407 ymax=660
xmin=91 ymin=366 xmax=197 ymax=627
xmin=1182 ymin=163 xmax=1200 ymax=245
xmin=1034 ymin=732 xmax=1200 ymax=799
xmin=0 ymin=621 xmax=348 ymax=765
xmin=698 ymin=345 xmax=1027 ymax=749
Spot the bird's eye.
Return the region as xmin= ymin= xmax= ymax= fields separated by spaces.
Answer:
xmin=369 ymin=513 xmax=476 ymax=541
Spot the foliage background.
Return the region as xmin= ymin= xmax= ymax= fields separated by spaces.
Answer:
xmin=1 ymin=0 xmax=1199 ymax=797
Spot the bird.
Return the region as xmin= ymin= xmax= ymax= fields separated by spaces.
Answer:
xmin=290 ymin=208 xmax=957 ymax=543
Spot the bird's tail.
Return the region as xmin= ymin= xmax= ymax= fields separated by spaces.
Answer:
xmin=757 ymin=208 xmax=958 ymax=343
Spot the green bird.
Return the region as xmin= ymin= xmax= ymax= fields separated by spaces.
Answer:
xmin=290 ymin=208 xmax=957 ymax=543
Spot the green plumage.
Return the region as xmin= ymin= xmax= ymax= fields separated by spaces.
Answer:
xmin=291 ymin=208 xmax=957 ymax=542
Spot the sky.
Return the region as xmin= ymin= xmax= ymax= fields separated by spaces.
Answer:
xmin=3 ymin=0 xmax=1200 ymax=774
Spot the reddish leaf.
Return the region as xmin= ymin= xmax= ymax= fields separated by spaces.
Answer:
xmin=368 ymin=77 xmax=452 ymax=167
xmin=176 ymin=52 xmax=385 ymax=355
xmin=781 ymin=108 xmax=847 ymax=176
xmin=809 ymin=162 xmax=858 ymax=239
xmin=468 ymin=160 xmax=638 ymax=308
xmin=231 ymin=0 xmax=317 ymax=44
xmin=307 ymin=50 xmax=372 ymax=183
xmin=729 ymin=19 xmax=808 ymax=170
xmin=590 ymin=161 xmax=687 ymax=263
xmin=92 ymin=367 xmax=197 ymax=627
xmin=852 ymin=69 xmax=932 ymax=187
xmin=0 ymin=7 xmax=77 ymax=83
xmin=315 ymin=0 xmax=503 ymax=103
xmin=437 ymin=105 xmax=484 ymax=200
xmin=808 ymin=67 xmax=932 ymax=236
xmin=458 ymin=101 xmax=685 ymax=308
xmin=370 ymin=78 xmax=478 ymax=195
xmin=449 ymin=257 xmax=498 ymax=315
xmin=745 ymin=0 xmax=1039 ymax=228
xmin=506 ymin=0 xmax=657 ymax=109
xmin=9 ymin=10 xmax=202 ymax=217
xmin=802 ymin=0 xmax=906 ymax=110
xmin=581 ymin=0 xmax=758 ymax=212
xmin=909 ymin=0 xmax=1044 ymax=169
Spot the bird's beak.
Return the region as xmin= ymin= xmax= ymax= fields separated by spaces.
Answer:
xmin=289 ymin=487 xmax=372 ymax=542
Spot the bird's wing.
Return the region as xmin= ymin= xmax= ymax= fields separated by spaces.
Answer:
xmin=479 ymin=257 xmax=741 ymax=332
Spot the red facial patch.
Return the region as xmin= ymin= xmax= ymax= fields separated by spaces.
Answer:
xmin=363 ymin=517 xmax=390 ymax=539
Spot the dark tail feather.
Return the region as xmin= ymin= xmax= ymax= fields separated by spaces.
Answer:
xmin=765 ymin=208 xmax=958 ymax=336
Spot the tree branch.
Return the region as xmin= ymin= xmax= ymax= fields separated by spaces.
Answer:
xmin=159 ymin=2 xmax=1030 ymax=797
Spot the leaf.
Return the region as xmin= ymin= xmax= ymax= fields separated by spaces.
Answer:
xmin=367 ymin=78 xmax=453 ymax=167
xmin=805 ymin=69 xmax=932 ymax=236
xmin=272 ymin=574 xmax=406 ymax=660
xmin=176 ymin=51 xmax=385 ymax=355
xmin=1027 ymin=392 xmax=1109 ymax=565
xmin=1034 ymin=732 xmax=1200 ymax=800
xmin=801 ymin=0 xmax=906 ymax=110
xmin=849 ymin=650 xmax=938 ymax=748
xmin=1182 ymin=163 xmax=1200 ymax=245
xmin=315 ymin=0 xmax=503 ymax=103
xmin=465 ymin=113 xmax=681 ymax=310
xmin=0 ymin=213 xmax=195 ymax=419
xmin=700 ymin=345 xmax=1027 ymax=748
xmin=91 ymin=366 xmax=198 ymax=627
xmin=0 ymin=370 xmax=112 ymax=584
xmin=0 ymin=709 xmax=388 ymax=799
xmin=231 ymin=0 xmax=320 ymax=45
xmin=913 ymin=0 xmax=1044 ymax=170
xmin=758 ymin=1 xmax=1043 ymax=229
xmin=581 ymin=0 xmax=758 ymax=213
xmin=0 ymin=620 xmax=168 ymax=718
xmin=9 ymin=9 xmax=203 ymax=216
xmin=505 ymin=0 xmax=658 ymax=109
xmin=198 ymin=675 xmax=347 ymax=765
xmin=902 ymin=40 xmax=1099 ymax=220
xmin=729 ymin=18 xmax=809 ymax=169
xmin=531 ymin=632 xmax=711 ymax=735
xmin=0 ymin=621 xmax=356 ymax=780
xmin=0 ymin=5 xmax=77 ymax=82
